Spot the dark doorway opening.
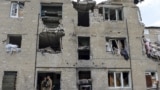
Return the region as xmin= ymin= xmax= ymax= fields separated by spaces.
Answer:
xmin=37 ymin=72 xmax=61 ymax=90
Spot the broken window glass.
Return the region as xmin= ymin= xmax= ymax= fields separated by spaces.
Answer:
xmin=2 ymin=71 xmax=17 ymax=90
xmin=106 ymin=38 xmax=129 ymax=60
xmin=37 ymin=72 xmax=61 ymax=90
xmin=104 ymin=7 xmax=123 ymax=21
xmin=41 ymin=3 xmax=62 ymax=28
xmin=78 ymin=37 xmax=90 ymax=60
xmin=108 ymin=71 xmax=130 ymax=88
xmin=10 ymin=1 xmax=25 ymax=18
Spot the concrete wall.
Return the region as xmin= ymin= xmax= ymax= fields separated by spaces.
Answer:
xmin=0 ymin=0 xmax=159 ymax=90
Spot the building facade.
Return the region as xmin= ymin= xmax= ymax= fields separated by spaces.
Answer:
xmin=0 ymin=0 xmax=159 ymax=90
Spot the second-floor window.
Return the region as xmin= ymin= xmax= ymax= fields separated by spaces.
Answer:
xmin=10 ymin=1 xmax=25 ymax=18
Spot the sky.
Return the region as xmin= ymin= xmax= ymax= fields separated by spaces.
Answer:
xmin=137 ymin=0 xmax=160 ymax=26
xmin=72 ymin=0 xmax=160 ymax=27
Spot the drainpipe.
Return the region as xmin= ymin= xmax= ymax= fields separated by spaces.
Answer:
xmin=34 ymin=13 xmax=40 ymax=87
xmin=126 ymin=19 xmax=134 ymax=90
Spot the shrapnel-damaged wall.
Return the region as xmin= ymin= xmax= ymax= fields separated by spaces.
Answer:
xmin=0 ymin=0 xmax=159 ymax=90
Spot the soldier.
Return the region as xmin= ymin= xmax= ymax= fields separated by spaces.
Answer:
xmin=41 ymin=77 xmax=47 ymax=90
xmin=46 ymin=76 xmax=52 ymax=90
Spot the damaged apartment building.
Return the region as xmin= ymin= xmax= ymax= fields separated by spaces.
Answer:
xmin=1 ymin=0 xmax=160 ymax=90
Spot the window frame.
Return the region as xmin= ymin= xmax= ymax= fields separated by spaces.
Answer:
xmin=99 ymin=5 xmax=123 ymax=21
xmin=7 ymin=34 xmax=22 ymax=48
xmin=10 ymin=1 xmax=19 ymax=18
xmin=2 ymin=71 xmax=17 ymax=90
xmin=105 ymin=7 xmax=123 ymax=21
xmin=78 ymin=36 xmax=90 ymax=60
xmin=106 ymin=38 xmax=127 ymax=52
xmin=10 ymin=1 xmax=24 ymax=18
xmin=108 ymin=71 xmax=131 ymax=88
xmin=145 ymin=72 xmax=158 ymax=89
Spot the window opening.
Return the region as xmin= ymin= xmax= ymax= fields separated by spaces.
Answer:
xmin=79 ymin=71 xmax=91 ymax=79
xmin=41 ymin=3 xmax=62 ymax=28
xmin=37 ymin=72 xmax=61 ymax=90
xmin=78 ymin=11 xmax=90 ymax=27
xmin=5 ymin=35 xmax=22 ymax=54
xmin=98 ymin=7 xmax=103 ymax=15
xmin=8 ymin=35 xmax=22 ymax=48
xmin=78 ymin=37 xmax=90 ymax=60
xmin=110 ymin=9 xmax=116 ymax=20
xmin=10 ymin=1 xmax=25 ymax=18
xmin=118 ymin=9 xmax=122 ymax=20
xmin=116 ymin=73 xmax=121 ymax=86
xmin=2 ymin=71 xmax=17 ymax=90
xmin=38 ymin=31 xmax=64 ymax=54
xmin=78 ymin=71 xmax=92 ymax=90
xmin=72 ymin=0 xmax=96 ymax=27
xmin=123 ymin=72 xmax=129 ymax=87
xmin=108 ymin=73 xmax=115 ymax=87
xmin=104 ymin=7 xmax=123 ymax=21
xmin=145 ymin=72 xmax=158 ymax=88
xmin=108 ymin=71 xmax=130 ymax=88
xmin=106 ymin=38 xmax=129 ymax=60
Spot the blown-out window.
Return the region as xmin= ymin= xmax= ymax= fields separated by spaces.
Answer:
xmin=78 ymin=37 xmax=90 ymax=60
xmin=8 ymin=34 xmax=22 ymax=48
xmin=41 ymin=3 xmax=62 ymax=28
xmin=106 ymin=38 xmax=129 ymax=60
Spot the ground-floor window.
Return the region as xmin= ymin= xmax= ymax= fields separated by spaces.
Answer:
xmin=108 ymin=71 xmax=131 ymax=88
xmin=145 ymin=72 xmax=158 ymax=88
xmin=78 ymin=70 xmax=92 ymax=90
xmin=2 ymin=71 xmax=17 ymax=90
xmin=37 ymin=72 xmax=61 ymax=90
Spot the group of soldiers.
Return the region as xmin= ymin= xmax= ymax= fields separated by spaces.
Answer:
xmin=41 ymin=76 xmax=53 ymax=90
